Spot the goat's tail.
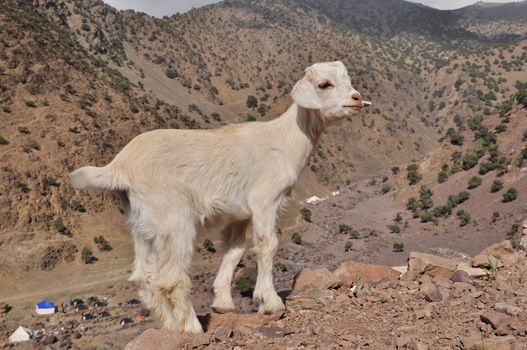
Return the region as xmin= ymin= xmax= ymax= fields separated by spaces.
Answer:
xmin=70 ymin=166 xmax=128 ymax=192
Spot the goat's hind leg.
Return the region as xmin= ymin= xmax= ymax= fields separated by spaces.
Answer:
xmin=211 ymin=221 xmax=248 ymax=313
xmin=128 ymin=224 xmax=180 ymax=330
xmin=153 ymin=218 xmax=202 ymax=333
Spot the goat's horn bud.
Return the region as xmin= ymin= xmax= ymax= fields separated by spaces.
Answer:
xmin=362 ymin=101 xmax=372 ymax=107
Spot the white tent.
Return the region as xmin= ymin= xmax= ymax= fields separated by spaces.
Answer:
xmin=8 ymin=326 xmax=30 ymax=343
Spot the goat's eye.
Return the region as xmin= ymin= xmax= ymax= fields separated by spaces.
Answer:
xmin=318 ymin=81 xmax=333 ymax=89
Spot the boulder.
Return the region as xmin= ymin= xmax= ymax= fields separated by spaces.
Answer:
xmin=480 ymin=240 xmax=514 ymax=258
xmin=334 ymin=261 xmax=399 ymax=284
xmin=471 ymin=254 xmax=503 ymax=269
xmin=402 ymin=252 xmax=457 ymax=282
xmin=461 ymin=335 xmax=515 ymax=350
xmin=480 ymin=311 xmax=514 ymax=335
xmin=292 ymin=268 xmax=341 ymax=290
xmin=125 ymin=329 xmax=208 ymax=350
xmin=420 ymin=282 xmax=442 ymax=302
xmin=456 ymin=262 xmax=488 ymax=278
xmin=494 ymin=302 xmax=522 ymax=317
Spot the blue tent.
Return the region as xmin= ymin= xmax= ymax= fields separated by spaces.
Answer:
xmin=36 ymin=300 xmax=55 ymax=309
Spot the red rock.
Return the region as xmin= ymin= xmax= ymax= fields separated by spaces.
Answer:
xmin=480 ymin=312 xmax=514 ymax=335
xmin=462 ymin=335 xmax=515 ymax=350
xmin=471 ymin=254 xmax=503 ymax=269
xmin=482 ymin=240 xmax=514 ymax=258
xmin=125 ymin=329 xmax=208 ymax=350
xmin=292 ymin=268 xmax=341 ymax=290
xmin=402 ymin=252 xmax=457 ymax=282
xmin=286 ymin=289 xmax=335 ymax=309
xmin=334 ymin=261 xmax=399 ymax=284
xmin=420 ymin=282 xmax=442 ymax=302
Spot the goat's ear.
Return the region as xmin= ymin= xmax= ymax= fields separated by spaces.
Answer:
xmin=291 ymin=78 xmax=322 ymax=109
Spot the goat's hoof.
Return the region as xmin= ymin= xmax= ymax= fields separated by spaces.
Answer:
xmin=257 ymin=298 xmax=285 ymax=315
xmin=211 ymin=306 xmax=235 ymax=314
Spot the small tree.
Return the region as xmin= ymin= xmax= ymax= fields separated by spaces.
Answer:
xmin=406 ymin=163 xmax=422 ymax=185
xmin=300 ymin=208 xmax=312 ymax=222
xmin=344 ymin=240 xmax=353 ymax=252
xmin=203 ymin=238 xmax=215 ymax=252
xmin=419 ymin=186 xmax=434 ymax=210
xmin=291 ymin=232 xmax=302 ymax=245
xmin=81 ymin=247 xmax=96 ymax=264
xmin=94 ymin=235 xmax=112 ymax=251
xmin=393 ymin=242 xmax=404 ymax=253
xmin=456 ymin=210 xmax=471 ymax=226
xmin=387 ymin=224 xmax=400 ymax=234
xmin=71 ymin=199 xmax=86 ymax=213
xmin=491 ymin=180 xmax=503 ymax=193
xmin=467 ymin=176 xmax=482 ymax=189
xmin=491 ymin=211 xmax=500 ymax=223
xmin=246 ymin=95 xmax=258 ymax=108
xmin=53 ymin=217 xmax=71 ymax=237
xmin=235 ymin=277 xmax=254 ymax=297
xmin=502 ymin=188 xmax=518 ymax=202
xmin=339 ymin=224 xmax=352 ymax=235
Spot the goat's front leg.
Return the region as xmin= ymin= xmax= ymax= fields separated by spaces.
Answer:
xmin=211 ymin=221 xmax=248 ymax=313
xmin=250 ymin=201 xmax=285 ymax=314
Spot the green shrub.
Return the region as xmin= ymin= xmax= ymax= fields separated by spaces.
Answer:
xmin=274 ymin=261 xmax=288 ymax=272
xmin=81 ymin=247 xmax=96 ymax=264
xmin=235 ymin=277 xmax=254 ymax=297
xmin=291 ymin=232 xmax=302 ymax=245
xmin=491 ymin=180 xmax=503 ymax=193
xmin=462 ymin=152 xmax=480 ymax=170
xmin=419 ymin=186 xmax=433 ymax=209
xmin=165 ymin=67 xmax=178 ymax=79
xmin=456 ymin=210 xmax=471 ymax=226
xmin=502 ymin=188 xmax=518 ymax=202
xmin=467 ymin=176 xmax=482 ymax=189
xmin=506 ymin=223 xmax=521 ymax=238
xmin=300 ymin=208 xmax=311 ymax=222
xmin=420 ymin=211 xmax=433 ymax=223
xmin=53 ymin=217 xmax=71 ymax=236
xmin=94 ymin=235 xmax=112 ymax=251
xmin=344 ymin=240 xmax=353 ymax=252
xmin=492 ymin=211 xmax=500 ymax=222
xmin=246 ymin=95 xmax=258 ymax=108
xmin=394 ymin=212 xmax=402 ymax=223
xmin=387 ymin=224 xmax=400 ymax=234
xmin=71 ymin=199 xmax=86 ymax=212
xmin=381 ymin=184 xmax=391 ymax=194
xmin=339 ymin=224 xmax=352 ymax=235
xmin=393 ymin=242 xmax=404 ymax=253
xmin=406 ymin=163 xmax=421 ymax=185
xmin=349 ymin=229 xmax=360 ymax=239
xmin=203 ymin=238 xmax=215 ymax=252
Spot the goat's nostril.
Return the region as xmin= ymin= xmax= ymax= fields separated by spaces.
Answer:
xmin=351 ymin=92 xmax=362 ymax=101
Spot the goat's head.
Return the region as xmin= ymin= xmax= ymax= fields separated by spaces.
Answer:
xmin=291 ymin=61 xmax=371 ymax=121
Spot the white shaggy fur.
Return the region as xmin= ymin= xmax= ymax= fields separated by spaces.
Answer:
xmin=70 ymin=61 xmax=369 ymax=332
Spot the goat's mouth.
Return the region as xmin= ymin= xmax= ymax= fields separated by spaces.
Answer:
xmin=343 ymin=105 xmax=362 ymax=110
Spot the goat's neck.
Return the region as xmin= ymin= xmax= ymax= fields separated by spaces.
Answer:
xmin=277 ymin=104 xmax=327 ymax=176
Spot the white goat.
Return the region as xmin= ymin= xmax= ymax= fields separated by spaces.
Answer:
xmin=70 ymin=61 xmax=370 ymax=333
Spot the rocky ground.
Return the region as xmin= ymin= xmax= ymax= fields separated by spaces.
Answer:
xmin=125 ymin=239 xmax=527 ymax=350
xmin=2 ymin=231 xmax=527 ymax=349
